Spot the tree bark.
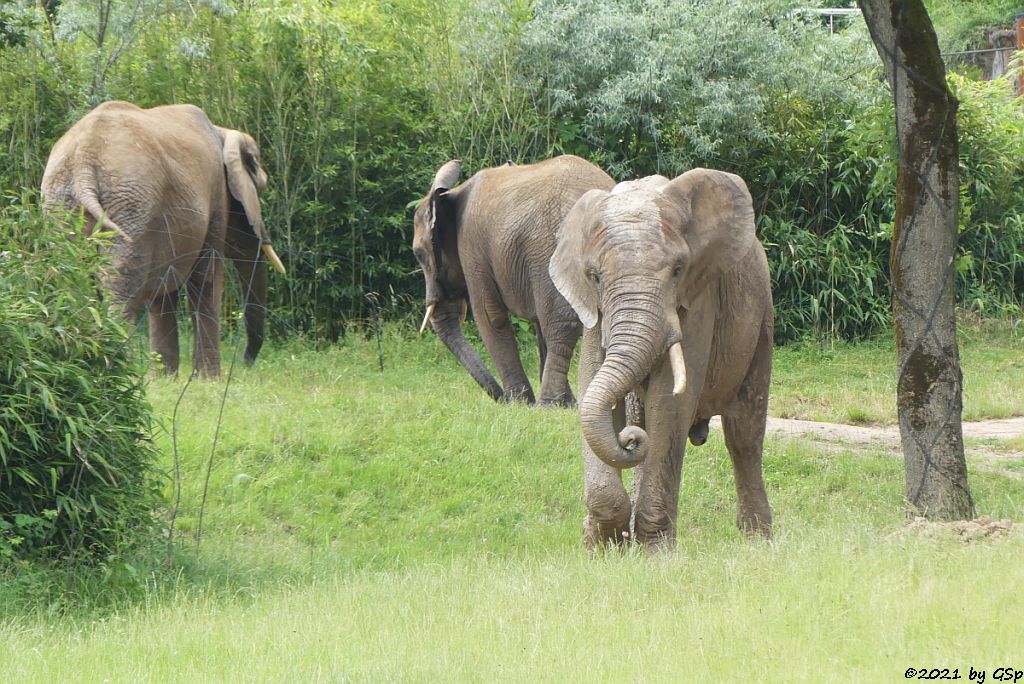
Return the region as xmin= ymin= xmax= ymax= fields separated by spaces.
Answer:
xmin=857 ymin=0 xmax=974 ymax=519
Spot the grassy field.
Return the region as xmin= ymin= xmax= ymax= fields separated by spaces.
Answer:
xmin=772 ymin=320 xmax=1024 ymax=424
xmin=2 ymin=321 xmax=1023 ymax=681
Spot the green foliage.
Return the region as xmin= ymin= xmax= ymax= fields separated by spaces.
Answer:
xmin=950 ymin=73 xmax=1024 ymax=314
xmin=0 ymin=205 xmax=161 ymax=563
xmin=926 ymin=0 xmax=1018 ymax=52
xmin=1 ymin=0 xmax=1023 ymax=344
xmin=519 ymin=0 xmax=878 ymax=175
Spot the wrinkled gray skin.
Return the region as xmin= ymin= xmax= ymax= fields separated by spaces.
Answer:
xmin=413 ymin=156 xmax=614 ymax=405
xmin=550 ymin=169 xmax=774 ymax=551
xmin=41 ymin=101 xmax=282 ymax=378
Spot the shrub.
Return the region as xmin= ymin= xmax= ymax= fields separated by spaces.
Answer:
xmin=0 ymin=204 xmax=161 ymax=563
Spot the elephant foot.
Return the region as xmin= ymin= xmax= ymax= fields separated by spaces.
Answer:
xmin=501 ymin=384 xmax=536 ymax=404
xmin=538 ymin=391 xmax=576 ymax=409
xmin=737 ymin=510 xmax=772 ymax=539
xmin=633 ymin=509 xmax=676 ymax=551
xmin=582 ymin=514 xmax=631 ymax=552
xmin=688 ymin=418 xmax=710 ymax=446
xmin=640 ymin=533 xmax=676 ymax=555
xmin=633 ymin=526 xmax=676 ymax=553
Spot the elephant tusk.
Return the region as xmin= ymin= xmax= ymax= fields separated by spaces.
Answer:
xmin=669 ymin=342 xmax=687 ymax=396
xmin=419 ymin=303 xmax=436 ymax=335
xmin=262 ymin=243 xmax=287 ymax=275
xmin=460 ymin=299 xmax=468 ymax=325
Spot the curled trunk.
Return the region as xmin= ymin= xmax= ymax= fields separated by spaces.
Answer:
xmin=579 ymin=301 xmax=664 ymax=468
xmin=432 ymin=299 xmax=503 ymax=400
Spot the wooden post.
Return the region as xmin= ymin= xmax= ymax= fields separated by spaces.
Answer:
xmin=1016 ymin=12 xmax=1024 ymax=95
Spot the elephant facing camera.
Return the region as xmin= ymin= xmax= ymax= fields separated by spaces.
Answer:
xmin=550 ymin=169 xmax=774 ymax=550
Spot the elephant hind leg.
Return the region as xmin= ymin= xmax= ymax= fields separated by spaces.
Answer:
xmin=186 ymin=248 xmax=224 ymax=378
xmin=722 ymin=322 xmax=773 ymax=538
xmin=148 ymin=290 xmax=181 ymax=375
xmin=535 ymin=312 xmax=580 ymax=407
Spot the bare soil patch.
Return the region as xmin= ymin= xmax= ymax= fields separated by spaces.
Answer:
xmin=709 ymin=415 xmax=1024 ymax=470
xmin=900 ymin=515 xmax=1016 ymax=542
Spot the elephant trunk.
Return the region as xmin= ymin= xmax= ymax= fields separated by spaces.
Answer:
xmin=431 ymin=299 xmax=504 ymax=400
xmin=240 ymin=260 xmax=267 ymax=365
xmin=579 ymin=293 xmax=667 ymax=469
xmin=226 ymin=224 xmax=268 ymax=365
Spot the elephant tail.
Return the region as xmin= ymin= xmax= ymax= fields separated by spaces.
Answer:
xmin=72 ymin=171 xmax=132 ymax=244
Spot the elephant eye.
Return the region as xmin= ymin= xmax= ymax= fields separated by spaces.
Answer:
xmin=587 ymin=269 xmax=600 ymax=285
xmin=672 ymin=263 xmax=684 ymax=278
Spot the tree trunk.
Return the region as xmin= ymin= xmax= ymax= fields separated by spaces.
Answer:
xmin=857 ymin=0 xmax=974 ymax=519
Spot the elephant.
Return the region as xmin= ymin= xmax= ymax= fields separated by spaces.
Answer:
xmin=549 ymin=169 xmax=774 ymax=551
xmin=40 ymin=101 xmax=285 ymax=378
xmin=413 ymin=156 xmax=614 ymax=405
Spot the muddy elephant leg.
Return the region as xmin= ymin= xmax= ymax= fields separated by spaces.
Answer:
xmin=630 ymin=359 xmax=688 ymax=552
xmin=469 ymin=280 xmax=534 ymax=403
xmin=536 ymin=310 xmax=580 ymax=407
xmin=578 ymin=327 xmax=631 ymax=549
xmin=148 ymin=290 xmax=181 ymax=375
xmin=187 ymin=248 xmax=224 ymax=378
xmin=722 ymin=320 xmax=773 ymax=538
xmin=632 ymin=309 xmax=713 ymax=551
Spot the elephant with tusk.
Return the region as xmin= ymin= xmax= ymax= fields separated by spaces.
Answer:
xmin=412 ymin=156 xmax=614 ymax=405
xmin=550 ymin=169 xmax=774 ymax=551
xmin=41 ymin=101 xmax=285 ymax=378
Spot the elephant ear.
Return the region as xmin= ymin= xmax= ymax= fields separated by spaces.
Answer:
xmin=549 ymin=189 xmax=607 ymax=329
xmin=223 ymin=129 xmax=269 ymax=243
xmin=660 ymin=168 xmax=756 ymax=308
xmin=426 ymin=160 xmax=461 ymax=267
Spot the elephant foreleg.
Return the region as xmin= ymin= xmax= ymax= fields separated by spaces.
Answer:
xmin=148 ymin=290 xmax=180 ymax=375
xmin=630 ymin=358 xmax=688 ymax=552
xmin=631 ymin=311 xmax=713 ymax=552
xmin=187 ymin=248 xmax=224 ymax=378
xmin=578 ymin=327 xmax=631 ymax=549
xmin=470 ymin=282 xmax=534 ymax=403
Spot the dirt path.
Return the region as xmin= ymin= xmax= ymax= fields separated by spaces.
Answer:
xmin=708 ymin=415 xmax=1024 ymax=469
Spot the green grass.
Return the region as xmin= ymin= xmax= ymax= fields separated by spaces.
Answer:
xmin=2 ymin=320 xmax=1023 ymax=680
xmin=4 ymin=532 xmax=1023 ymax=682
xmin=771 ymin=320 xmax=1024 ymax=424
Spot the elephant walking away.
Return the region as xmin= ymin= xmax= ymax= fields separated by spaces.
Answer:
xmin=413 ymin=156 xmax=614 ymax=405
xmin=549 ymin=169 xmax=774 ymax=550
xmin=41 ymin=101 xmax=286 ymax=378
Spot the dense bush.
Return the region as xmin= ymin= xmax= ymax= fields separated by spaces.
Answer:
xmin=0 ymin=205 xmax=161 ymax=562
xmin=1 ymin=0 xmax=1022 ymax=344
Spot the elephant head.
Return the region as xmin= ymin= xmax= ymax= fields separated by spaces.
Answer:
xmin=411 ymin=160 xmax=504 ymax=400
xmin=549 ymin=169 xmax=756 ymax=468
xmin=220 ymin=128 xmax=285 ymax=364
